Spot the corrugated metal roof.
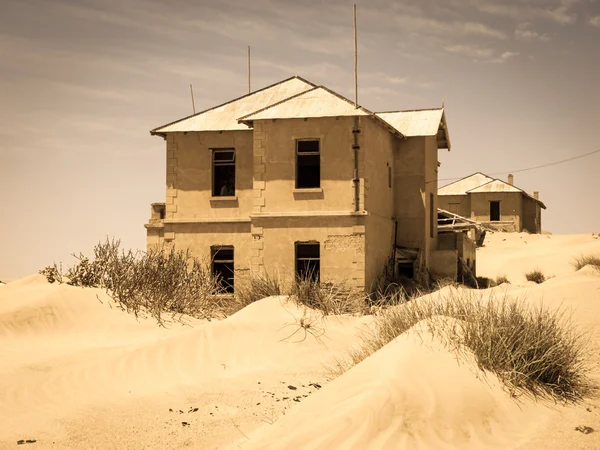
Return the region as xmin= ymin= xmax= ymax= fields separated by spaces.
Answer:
xmin=467 ymin=179 xmax=522 ymax=193
xmin=438 ymin=172 xmax=495 ymax=196
xmin=376 ymin=109 xmax=443 ymax=137
xmin=151 ymin=76 xmax=315 ymax=134
xmin=238 ymin=86 xmax=371 ymax=123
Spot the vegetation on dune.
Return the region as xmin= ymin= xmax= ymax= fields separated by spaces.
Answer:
xmin=336 ymin=290 xmax=594 ymax=403
xmin=233 ymin=270 xmax=283 ymax=309
xmin=573 ymin=254 xmax=600 ymax=272
xmin=39 ymin=238 xmax=227 ymax=325
xmin=495 ymin=275 xmax=510 ymax=285
xmin=525 ymin=269 xmax=546 ymax=284
xmin=289 ymin=277 xmax=369 ymax=316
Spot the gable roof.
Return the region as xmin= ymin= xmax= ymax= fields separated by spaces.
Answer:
xmin=439 ymin=172 xmax=546 ymax=208
xmin=150 ymin=76 xmax=315 ymax=135
xmin=376 ymin=108 xmax=451 ymax=150
xmin=238 ymin=85 xmax=372 ymax=124
xmin=438 ymin=172 xmax=495 ymax=196
xmin=466 ymin=179 xmax=522 ymax=194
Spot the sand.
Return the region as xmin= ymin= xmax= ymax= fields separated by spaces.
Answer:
xmin=1 ymin=231 xmax=600 ymax=449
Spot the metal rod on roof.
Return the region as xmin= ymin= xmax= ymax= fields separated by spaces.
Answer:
xmin=190 ymin=84 xmax=196 ymax=114
xmin=353 ymin=4 xmax=358 ymax=108
xmin=248 ymin=45 xmax=251 ymax=94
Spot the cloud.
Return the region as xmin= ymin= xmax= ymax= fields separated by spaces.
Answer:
xmin=515 ymin=22 xmax=551 ymax=41
xmin=590 ymin=15 xmax=600 ymax=27
xmin=472 ymin=0 xmax=580 ymax=25
xmin=464 ymin=22 xmax=508 ymax=39
xmin=444 ymin=44 xmax=519 ymax=64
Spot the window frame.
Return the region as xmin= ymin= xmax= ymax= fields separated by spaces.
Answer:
xmin=489 ymin=200 xmax=501 ymax=222
xmin=294 ymin=241 xmax=320 ymax=282
xmin=295 ymin=139 xmax=321 ymax=189
xmin=211 ymin=245 xmax=235 ymax=293
xmin=211 ymin=148 xmax=236 ymax=197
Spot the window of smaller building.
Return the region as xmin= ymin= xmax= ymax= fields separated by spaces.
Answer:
xmin=211 ymin=246 xmax=234 ymax=293
xmin=296 ymin=140 xmax=320 ymax=189
xmin=388 ymin=165 xmax=392 ymax=188
xmin=212 ymin=149 xmax=236 ymax=197
xmin=490 ymin=201 xmax=500 ymax=221
xmin=295 ymin=242 xmax=320 ymax=282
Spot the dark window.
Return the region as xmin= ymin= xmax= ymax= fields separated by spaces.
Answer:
xmin=429 ymin=193 xmax=434 ymax=238
xmin=211 ymin=246 xmax=234 ymax=293
xmin=295 ymin=242 xmax=320 ymax=282
xmin=490 ymin=201 xmax=500 ymax=221
xmin=296 ymin=140 xmax=320 ymax=189
xmin=212 ymin=149 xmax=235 ymax=196
xmin=388 ymin=166 xmax=392 ymax=188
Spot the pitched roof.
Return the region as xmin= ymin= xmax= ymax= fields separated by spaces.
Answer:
xmin=438 ymin=172 xmax=495 ymax=196
xmin=376 ymin=108 xmax=451 ymax=150
xmin=466 ymin=179 xmax=522 ymax=193
xmin=238 ymin=85 xmax=372 ymax=124
xmin=439 ymin=172 xmax=546 ymax=208
xmin=151 ymin=76 xmax=315 ymax=135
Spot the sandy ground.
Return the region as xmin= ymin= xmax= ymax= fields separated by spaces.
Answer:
xmin=1 ymin=231 xmax=600 ymax=449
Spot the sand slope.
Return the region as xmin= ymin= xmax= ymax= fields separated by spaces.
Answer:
xmin=1 ymin=232 xmax=599 ymax=449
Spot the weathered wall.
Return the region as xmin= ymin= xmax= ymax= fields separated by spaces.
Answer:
xmin=164 ymin=221 xmax=253 ymax=284
xmin=424 ymin=135 xmax=439 ymax=264
xmin=430 ymin=250 xmax=458 ymax=281
xmin=255 ymin=216 xmax=366 ymax=291
xmin=165 ymin=131 xmax=254 ymax=220
xmin=438 ymin=194 xmax=471 ymax=217
xmin=522 ymin=196 xmax=541 ymax=233
xmin=470 ymin=192 xmax=522 ymax=231
xmin=393 ymin=137 xmax=426 ymax=250
xmin=252 ymin=117 xmax=360 ymax=214
xmin=362 ymin=117 xmax=396 ymax=292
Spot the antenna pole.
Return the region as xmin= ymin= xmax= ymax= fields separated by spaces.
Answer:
xmin=353 ymin=4 xmax=358 ymax=108
xmin=189 ymin=84 xmax=196 ymax=114
xmin=248 ymin=45 xmax=251 ymax=94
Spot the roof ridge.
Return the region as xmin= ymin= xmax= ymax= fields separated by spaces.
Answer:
xmin=377 ymin=107 xmax=443 ymax=114
xmin=238 ymin=84 xmax=373 ymax=123
xmin=438 ymin=171 xmax=492 ymax=191
xmin=151 ymin=75 xmax=316 ymax=135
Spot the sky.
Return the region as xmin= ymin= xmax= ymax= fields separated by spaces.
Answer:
xmin=1 ymin=0 xmax=599 ymax=280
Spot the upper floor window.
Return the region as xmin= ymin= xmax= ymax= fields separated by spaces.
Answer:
xmin=296 ymin=139 xmax=320 ymax=189
xmin=212 ymin=149 xmax=235 ymax=196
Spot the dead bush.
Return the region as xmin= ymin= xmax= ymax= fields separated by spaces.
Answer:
xmin=573 ymin=254 xmax=600 ymax=272
xmin=289 ymin=277 xmax=367 ymax=315
xmin=525 ymin=269 xmax=546 ymax=284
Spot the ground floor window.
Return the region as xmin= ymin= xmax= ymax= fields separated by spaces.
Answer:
xmin=490 ymin=201 xmax=500 ymax=221
xmin=295 ymin=242 xmax=320 ymax=281
xmin=211 ymin=246 xmax=234 ymax=293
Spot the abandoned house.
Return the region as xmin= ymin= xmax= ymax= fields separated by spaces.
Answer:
xmin=145 ymin=75 xmax=467 ymax=293
xmin=438 ymin=172 xmax=546 ymax=234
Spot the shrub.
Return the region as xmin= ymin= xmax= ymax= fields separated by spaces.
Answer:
xmin=496 ymin=275 xmax=510 ymax=285
xmin=573 ymin=254 xmax=600 ymax=272
xmin=39 ymin=238 xmax=224 ymax=325
xmin=525 ymin=269 xmax=546 ymax=284
xmin=289 ymin=278 xmax=366 ymax=315
xmin=342 ymin=290 xmax=593 ymax=402
xmin=39 ymin=263 xmax=63 ymax=284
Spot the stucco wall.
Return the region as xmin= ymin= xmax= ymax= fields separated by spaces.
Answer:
xmin=438 ymin=194 xmax=471 ymax=217
xmin=165 ymin=131 xmax=254 ymax=220
xmin=256 ymin=216 xmax=366 ymax=291
xmin=522 ymin=196 xmax=541 ymax=233
xmin=430 ymin=250 xmax=458 ymax=281
xmin=470 ymin=192 xmax=522 ymax=231
xmin=362 ymin=117 xmax=396 ymax=291
xmin=424 ymin=136 xmax=439 ymax=264
xmin=252 ymin=117 xmax=359 ymax=214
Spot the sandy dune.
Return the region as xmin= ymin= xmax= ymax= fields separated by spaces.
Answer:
xmin=1 ymin=232 xmax=600 ymax=449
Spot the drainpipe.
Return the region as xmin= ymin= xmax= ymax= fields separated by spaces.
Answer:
xmin=352 ymin=117 xmax=361 ymax=212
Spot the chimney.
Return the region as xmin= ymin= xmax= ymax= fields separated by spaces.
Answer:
xmin=534 ymin=191 xmax=539 ymax=200
xmin=508 ymin=174 xmax=514 ymax=185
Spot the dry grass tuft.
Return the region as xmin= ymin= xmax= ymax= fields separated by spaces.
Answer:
xmin=525 ymin=269 xmax=546 ymax=284
xmin=233 ymin=271 xmax=284 ymax=310
xmin=289 ymin=278 xmax=367 ymax=316
xmin=495 ymin=275 xmax=510 ymax=285
xmin=40 ymin=238 xmax=226 ymax=325
xmin=573 ymin=254 xmax=600 ymax=272
xmin=336 ymin=290 xmax=594 ymax=402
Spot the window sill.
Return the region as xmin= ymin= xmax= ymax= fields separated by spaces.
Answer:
xmin=210 ymin=196 xmax=238 ymax=201
xmin=293 ymin=188 xmax=323 ymax=194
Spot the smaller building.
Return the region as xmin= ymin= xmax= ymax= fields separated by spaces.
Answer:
xmin=438 ymin=172 xmax=546 ymax=233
